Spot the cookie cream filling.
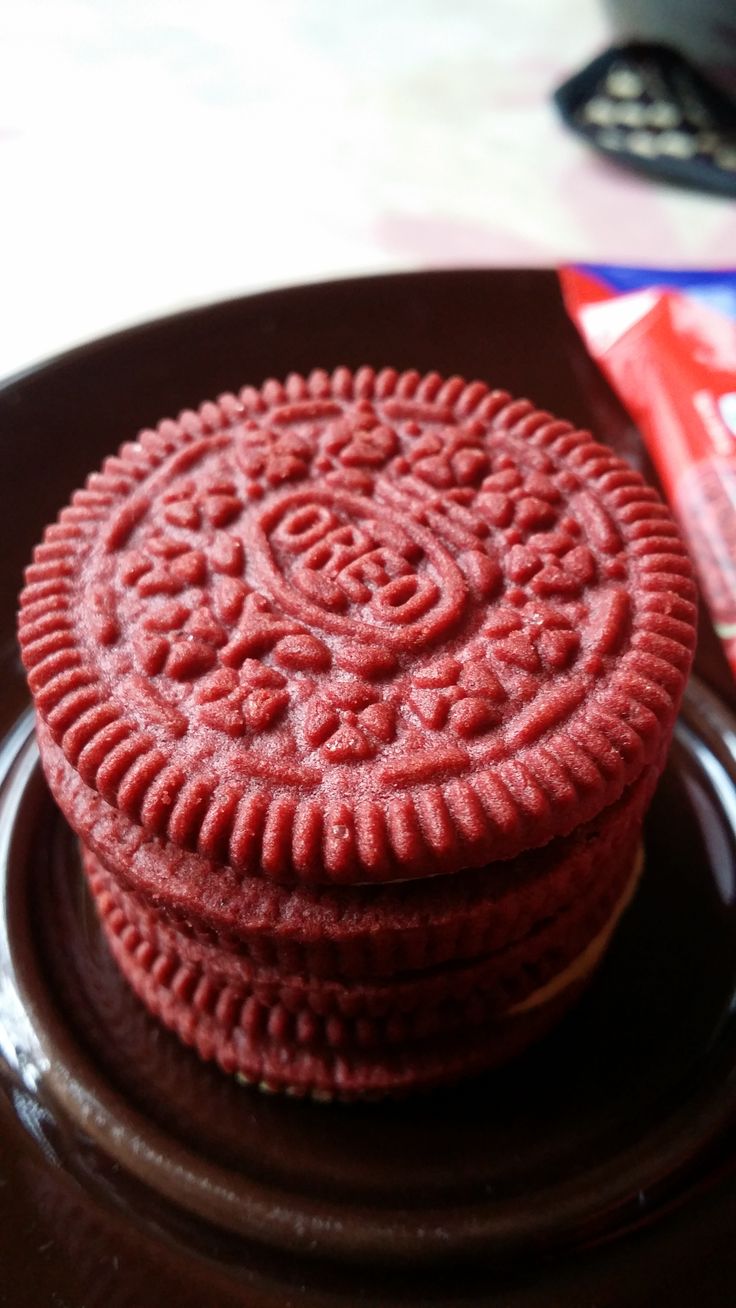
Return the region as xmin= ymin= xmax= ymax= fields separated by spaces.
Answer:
xmin=507 ymin=843 xmax=644 ymax=1016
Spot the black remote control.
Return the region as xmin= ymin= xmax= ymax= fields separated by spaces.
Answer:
xmin=555 ymin=43 xmax=736 ymax=197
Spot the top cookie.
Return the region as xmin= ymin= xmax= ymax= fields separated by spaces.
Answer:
xmin=19 ymin=367 xmax=696 ymax=884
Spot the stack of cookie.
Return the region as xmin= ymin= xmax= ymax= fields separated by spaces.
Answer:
xmin=19 ymin=367 xmax=696 ymax=1098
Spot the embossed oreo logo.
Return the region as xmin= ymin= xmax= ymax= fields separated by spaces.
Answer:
xmin=254 ymin=488 xmax=470 ymax=648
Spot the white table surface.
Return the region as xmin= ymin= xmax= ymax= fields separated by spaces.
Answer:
xmin=2 ymin=0 xmax=734 ymax=383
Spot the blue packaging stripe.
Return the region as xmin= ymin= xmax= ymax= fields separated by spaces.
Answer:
xmin=573 ymin=263 xmax=736 ymax=323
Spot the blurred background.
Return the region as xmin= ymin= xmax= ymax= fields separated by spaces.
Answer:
xmin=1 ymin=0 xmax=734 ymax=381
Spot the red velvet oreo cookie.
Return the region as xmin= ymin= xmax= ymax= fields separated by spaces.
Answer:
xmin=19 ymin=367 xmax=696 ymax=886
xmin=18 ymin=367 xmax=697 ymax=1098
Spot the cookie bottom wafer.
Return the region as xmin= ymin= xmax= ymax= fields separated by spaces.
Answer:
xmin=83 ymin=825 xmax=640 ymax=1031
xmin=86 ymin=845 xmax=644 ymax=1100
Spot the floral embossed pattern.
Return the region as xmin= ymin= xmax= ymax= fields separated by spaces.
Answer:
xmin=19 ymin=367 xmax=696 ymax=883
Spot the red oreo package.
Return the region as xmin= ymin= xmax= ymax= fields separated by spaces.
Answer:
xmin=561 ymin=263 xmax=736 ymax=678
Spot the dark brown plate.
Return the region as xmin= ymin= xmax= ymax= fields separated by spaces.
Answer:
xmin=2 ymin=270 xmax=736 ymax=1307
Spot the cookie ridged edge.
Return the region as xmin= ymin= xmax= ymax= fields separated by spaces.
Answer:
xmin=41 ymin=718 xmax=659 ymax=977
xmin=85 ymin=827 xmax=638 ymax=1035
